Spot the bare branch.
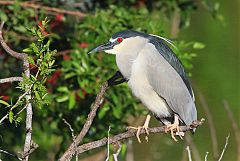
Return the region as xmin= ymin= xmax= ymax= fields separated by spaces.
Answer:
xmin=59 ymin=81 xmax=109 ymax=161
xmin=0 ymin=0 xmax=86 ymax=18
xmin=59 ymin=77 xmax=204 ymax=160
xmin=204 ymin=152 xmax=209 ymax=161
xmin=62 ymin=118 xmax=78 ymax=161
xmin=218 ymin=134 xmax=230 ymax=161
xmin=0 ymin=77 xmax=23 ymax=83
xmin=105 ymin=126 xmax=111 ymax=161
xmin=21 ymin=141 xmax=39 ymax=159
xmin=186 ymin=146 xmax=192 ymax=161
xmin=198 ymin=92 xmax=219 ymax=159
xmin=0 ymin=22 xmax=27 ymax=60
xmin=0 ymin=148 xmax=22 ymax=160
xmin=185 ymin=133 xmax=201 ymax=161
xmin=113 ymin=142 xmax=122 ymax=161
xmin=76 ymin=120 xmax=204 ymax=155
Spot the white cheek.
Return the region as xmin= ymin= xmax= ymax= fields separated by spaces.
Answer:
xmin=104 ymin=49 xmax=118 ymax=55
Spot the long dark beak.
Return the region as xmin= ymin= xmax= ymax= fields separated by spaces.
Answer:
xmin=88 ymin=42 xmax=113 ymax=54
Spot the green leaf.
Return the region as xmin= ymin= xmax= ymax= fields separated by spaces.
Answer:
xmin=9 ymin=111 xmax=14 ymax=123
xmin=68 ymin=93 xmax=76 ymax=110
xmin=57 ymin=86 xmax=69 ymax=93
xmin=27 ymin=56 xmax=35 ymax=64
xmin=193 ymin=42 xmax=205 ymax=49
xmin=56 ymin=95 xmax=69 ymax=102
xmin=23 ymin=48 xmax=32 ymax=53
xmin=13 ymin=25 xmax=27 ymax=33
xmin=0 ymin=100 xmax=10 ymax=107
xmin=34 ymin=91 xmax=41 ymax=100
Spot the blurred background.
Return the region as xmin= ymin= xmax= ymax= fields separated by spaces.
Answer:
xmin=0 ymin=0 xmax=239 ymax=161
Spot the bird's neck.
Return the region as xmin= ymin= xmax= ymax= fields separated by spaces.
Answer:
xmin=116 ymin=52 xmax=138 ymax=79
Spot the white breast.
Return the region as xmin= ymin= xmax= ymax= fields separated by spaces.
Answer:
xmin=128 ymin=52 xmax=172 ymax=117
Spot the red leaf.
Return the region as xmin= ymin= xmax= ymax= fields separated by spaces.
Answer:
xmin=63 ymin=54 xmax=71 ymax=60
xmin=1 ymin=95 xmax=10 ymax=101
xmin=79 ymin=42 xmax=89 ymax=48
xmin=56 ymin=14 xmax=64 ymax=22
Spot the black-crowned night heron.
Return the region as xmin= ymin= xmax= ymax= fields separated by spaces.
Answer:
xmin=89 ymin=30 xmax=197 ymax=142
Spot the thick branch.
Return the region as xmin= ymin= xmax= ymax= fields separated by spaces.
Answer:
xmin=59 ymin=81 xmax=109 ymax=161
xmin=0 ymin=0 xmax=86 ymax=18
xmin=0 ymin=77 xmax=23 ymax=83
xmin=77 ymin=120 xmax=204 ymax=155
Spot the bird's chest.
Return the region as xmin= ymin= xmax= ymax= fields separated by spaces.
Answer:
xmin=128 ymin=55 xmax=152 ymax=100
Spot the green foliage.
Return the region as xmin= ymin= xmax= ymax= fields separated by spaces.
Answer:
xmin=0 ymin=18 xmax=56 ymax=126
xmin=19 ymin=19 xmax=56 ymax=108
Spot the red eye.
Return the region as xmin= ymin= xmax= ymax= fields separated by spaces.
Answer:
xmin=117 ymin=37 xmax=123 ymax=43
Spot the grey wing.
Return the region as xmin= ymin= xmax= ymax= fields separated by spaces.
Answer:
xmin=149 ymin=36 xmax=195 ymax=101
xmin=141 ymin=43 xmax=197 ymax=125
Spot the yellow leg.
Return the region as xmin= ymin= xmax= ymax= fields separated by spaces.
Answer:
xmin=128 ymin=114 xmax=151 ymax=143
xmin=165 ymin=114 xmax=184 ymax=142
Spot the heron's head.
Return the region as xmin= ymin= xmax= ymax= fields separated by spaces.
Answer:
xmin=88 ymin=30 xmax=149 ymax=55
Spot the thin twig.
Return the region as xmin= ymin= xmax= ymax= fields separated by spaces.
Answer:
xmin=59 ymin=81 xmax=109 ymax=161
xmin=62 ymin=118 xmax=78 ymax=161
xmin=185 ymin=134 xmax=201 ymax=161
xmin=0 ymin=87 xmax=31 ymax=125
xmin=0 ymin=0 xmax=86 ymax=18
xmin=0 ymin=148 xmax=22 ymax=160
xmin=76 ymin=120 xmax=204 ymax=155
xmin=14 ymin=104 xmax=28 ymax=119
xmin=57 ymin=49 xmax=73 ymax=57
xmin=0 ymin=77 xmax=23 ymax=83
xmin=204 ymin=152 xmax=209 ymax=161
xmin=218 ymin=134 xmax=230 ymax=161
xmin=105 ymin=126 xmax=111 ymax=161
xmin=113 ymin=143 xmax=122 ymax=161
xmin=186 ymin=146 xmax=192 ymax=161
xmin=223 ymin=100 xmax=240 ymax=161
xmin=198 ymin=92 xmax=219 ymax=159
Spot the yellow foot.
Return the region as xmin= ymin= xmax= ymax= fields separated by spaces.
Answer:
xmin=128 ymin=114 xmax=151 ymax=143
xmin=165 ymin=114 xmax=184 ymax=142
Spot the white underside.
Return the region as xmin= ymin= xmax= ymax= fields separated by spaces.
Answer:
xmin=128 ymin=54 xmax=171 ymax=118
